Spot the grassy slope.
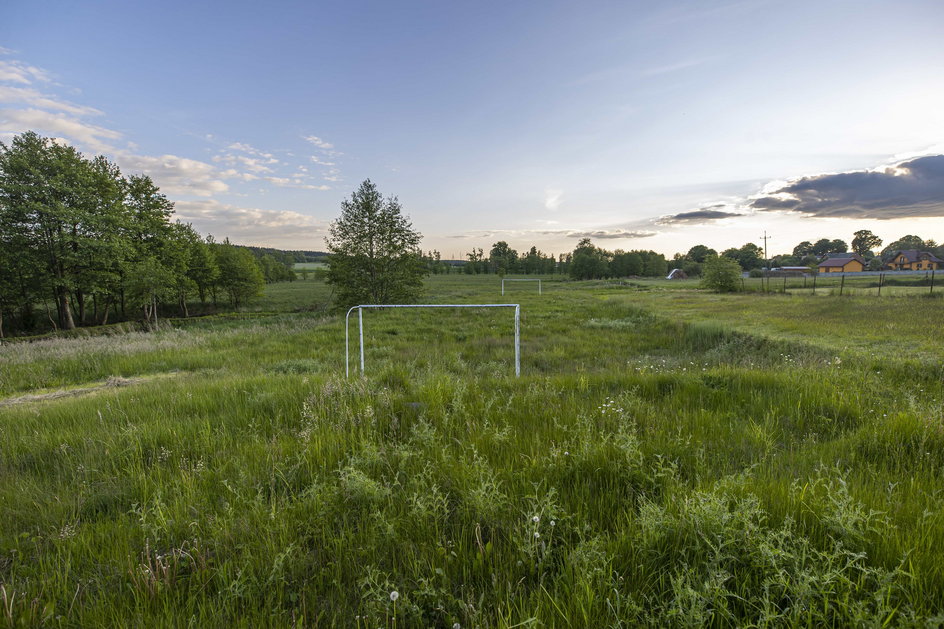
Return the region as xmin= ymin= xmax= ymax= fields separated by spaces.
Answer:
xmin=1 ymin=275 xmax=943 ymax=626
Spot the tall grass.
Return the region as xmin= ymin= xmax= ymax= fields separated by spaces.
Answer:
xmin=1 ymin=275 xmax=943 ymax=625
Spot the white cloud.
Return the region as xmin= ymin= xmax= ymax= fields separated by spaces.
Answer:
xmin=0 ymin=85 xmax=103 ymax=116
xmin=310 ymin=156 xmax=335 ymax=166
xmin=0 ymin=59 xmax=51 ymax=84
xmin=302 ymin=135 xmax=334 ymax=149
xmin=227 ymin=141 xmax=276 ymax=159
xmin=0 ymin=107 xmax=121 ymax=151
xmin=174 ymin=199 xmax=328 ymax=245
xmin=544 ymin=188 xmax=563 ymax=211
xmin=213 ymin=152 xmax=278 ymax=174
xmin=118 ymin=153 xmax=229 ymax=197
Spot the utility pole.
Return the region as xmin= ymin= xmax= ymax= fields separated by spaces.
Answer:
xmin=760 ymin=231 xmax=771 ymax=293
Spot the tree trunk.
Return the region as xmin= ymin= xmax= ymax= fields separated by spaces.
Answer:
xmin=77 ymin=289 xmax=86 ymax=326
xmin=101 ymin=299 xmax=111 ymax=326
xmin=44 ymin=299 xmax=58 ymax=331
xmin=57 ymin=286 xmax=76 ymax=330
xmin=179 ymin=293 xmax=189 ymax=317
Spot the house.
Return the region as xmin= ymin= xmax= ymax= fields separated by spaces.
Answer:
xmin=887 ymin=250 xmax=943 ymax=271
xmin=666 ymin=268 xmax=688 ymax=280
xmin=817 ymin=253 xmax=866 ymax=273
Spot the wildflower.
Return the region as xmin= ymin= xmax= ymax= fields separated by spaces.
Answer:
xmin=534 ymin=531 xmax=540 ymax=539
xmin=390 ymin=591 xmax=399 ymax=602
xmin=550 ymin=520 xmax=556 ymax=527
xmin=532 ymin=515 xmax=540 ymax=523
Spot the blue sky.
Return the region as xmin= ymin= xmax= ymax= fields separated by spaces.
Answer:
xmin=3 ymin=0 xmax=944 ymax=258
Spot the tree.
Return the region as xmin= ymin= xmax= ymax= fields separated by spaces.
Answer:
xmin=686 ymin=244 xmax=717 ymax=263
xmin=489 ymin=241 xmax=519 ymax=275
xmin=701 ymin=256 xmax=742 ymax=292
xmin=851 ymin=230 xmax=882 ymax=257
xmin=213 ymin=241 xmax=265 ymax=307
xmin=810 ymin=238 xmax=847 ymax=257
xmin=881 ymin=234 xmax=933 ymax=260
xmin=793 ymin=241 xmax=813 ymax=257
xmin=569 ymin=238 xmax=609 ymax=280
xmin=325 ymin=179 xmax=426 ymax=308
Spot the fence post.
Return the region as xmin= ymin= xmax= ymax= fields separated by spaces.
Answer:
xmin=932 ymin=269 xmax=936 ymax=295
xmin=812 ymin=274 xmax=817 ymax=294
xmin=840 ymin=274 xmax=845 ymax=296
xmin=782 ymin=276 xmax=787 ymax=293
xmin=878 ymin=273 xmax=883 ymax=297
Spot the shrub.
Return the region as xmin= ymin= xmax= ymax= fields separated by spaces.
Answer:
xmin=701 ymin=256 xmax=742 ymax=292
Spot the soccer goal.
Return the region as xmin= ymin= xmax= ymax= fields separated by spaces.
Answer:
xmin=345 ymin=303 xmax=521 ymax=377
xmin=501 ymin=278 xmax=542 ymax=295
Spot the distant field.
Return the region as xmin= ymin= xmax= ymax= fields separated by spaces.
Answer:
xmin=2 ymin=275 xmax=943 ymax=626
xmin=293 ymin=261 xmax=328 ymax=270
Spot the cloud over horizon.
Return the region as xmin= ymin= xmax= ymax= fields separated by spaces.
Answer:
xmin=657 ymin=206 xmax=744 ymax=224
xmin=174 ymin=199 xmax=328 ymax=245
xmin=751 ymin=155 xmax=944 ymax=219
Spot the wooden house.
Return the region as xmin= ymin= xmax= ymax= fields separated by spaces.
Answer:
xmin=817 ymin=253 xmax=866 ymax=273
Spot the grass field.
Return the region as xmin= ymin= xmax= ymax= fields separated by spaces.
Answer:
xmin=2 ymin=275 xmax=944 ymax=626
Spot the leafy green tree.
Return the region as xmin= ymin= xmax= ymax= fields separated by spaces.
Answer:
xmin=569 ymin=238 xmax=610 ymax=280
xmin=325 ymin=179 xmax=426 ymax=308
xmin=701 ymin=256 xmax=742 ymax=292
xmin=793 ymin=241 xmax=813 ymax=257
xmin=881 ymin=235 xmax=934 ymax=260
xmin=810 ymin=238 xmax=847 ymax=257
xmin=687 ymin=244 xmax=717 ymax=263
xmin=0 ymin=132 xmax=98 ymax=329
xmin=851 ymin=230 xmax=882 ymax=257
xmin=213 ymin=241 xmax=265 ymax=307
xmin=124 ymin=256 xmax=175 ymax=328
xmin=187 ymin=236 xmax=221 ymax=305
xmin=722 ymin=244 xmax=763 ymax=270
xmin=641 ymin=250 xmax=668 ymax=276
xmin=489 ymin=241 xmax=519 ymax=275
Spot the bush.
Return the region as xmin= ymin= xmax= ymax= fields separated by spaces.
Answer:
xmin=701 ymin=256 xmax=742 ymax=292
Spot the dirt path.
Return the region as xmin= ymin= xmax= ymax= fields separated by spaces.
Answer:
xmin=0 ymin=374 xmax=178 ymax=408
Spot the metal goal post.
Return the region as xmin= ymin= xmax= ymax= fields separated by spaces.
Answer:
xmin=501 ymin=278 xmax=542 ymax=295
xmin=345 ymin=303 xmax=521 ymax=377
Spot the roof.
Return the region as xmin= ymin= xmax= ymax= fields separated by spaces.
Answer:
xmin=890 ymin=250 xmax=943 ymax=263
xmin=817 ymin=253 xmax=866 ymax=268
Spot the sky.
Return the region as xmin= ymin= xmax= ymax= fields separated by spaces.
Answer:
xmin=2 ymin=0 xmax=944 ymax=259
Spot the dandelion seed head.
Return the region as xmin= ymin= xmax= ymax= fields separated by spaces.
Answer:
xmin=390 ymin=590 xmax=399 ymax=602
xmin=532 ymin=515 xmax=540 ymax=523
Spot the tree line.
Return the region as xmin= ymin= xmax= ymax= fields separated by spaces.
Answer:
xmin=0 ymin=131 xmax=294 ymax=337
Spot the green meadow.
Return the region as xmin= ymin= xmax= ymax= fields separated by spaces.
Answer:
xmin=2 ymin=275 xmax=944 ymax=627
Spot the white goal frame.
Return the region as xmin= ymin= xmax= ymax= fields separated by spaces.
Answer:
xmin=345 ymin=304 xmax=521 ymax=378
xmin=501 ymin=278 xmax=542 ymax=295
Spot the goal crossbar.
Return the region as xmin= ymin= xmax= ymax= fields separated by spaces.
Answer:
xmin=345 ymin=304 xmax=521 ymax=377
xmin=501 ymin=278 xmax=542 ymax=295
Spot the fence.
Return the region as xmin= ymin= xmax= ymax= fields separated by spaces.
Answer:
xmin=738 ymin=270 xmax=938 ymax=296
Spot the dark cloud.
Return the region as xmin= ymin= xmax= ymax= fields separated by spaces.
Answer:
xmin=751 ymin=155 xmax=944 ymax=219
xmin=657 ymin=209 xmax=743 ymax=224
